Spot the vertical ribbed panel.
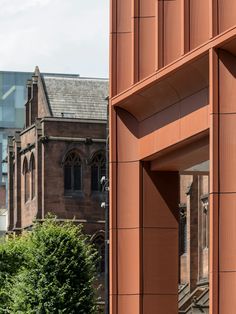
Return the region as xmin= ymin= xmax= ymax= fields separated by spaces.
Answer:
xmin=111 ymin=0 xmax=236 ymax=96
xmin=189 ymin=0 xmax=210 ymax=50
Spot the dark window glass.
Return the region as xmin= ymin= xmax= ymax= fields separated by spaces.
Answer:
xmin=91 ymin=152 xmax=106 ymax=192
xmin=64 ymin=165 xmax=72 ymax=190
xmin=74 ymin=165 xmax=81 ymax=190
xmin=63 ymin=151 xmax=82 ymax=192
xmin=91 ymin=165 xmax=99 ymax=191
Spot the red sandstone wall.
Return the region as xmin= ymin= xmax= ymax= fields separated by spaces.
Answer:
xmin=20 ymin=148 xmax=37 ymax=228
xmin=41 ymin=120 xmax=106 ymax=235
xmin=20 ymin=127 xmax=36 ymax=148
xmin=0 ymin=185 xmax=6 ymax=209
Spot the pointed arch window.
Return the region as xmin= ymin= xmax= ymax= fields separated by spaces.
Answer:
xmin=30 ymin=154 xmax=36 ymax=199
xmin=63 ymin=150 xmax=82 ymax=192
xmin=23 ymin=157 xmax=30 ymax=202
xmin=91 ymin=152 xmax=106 ymax=191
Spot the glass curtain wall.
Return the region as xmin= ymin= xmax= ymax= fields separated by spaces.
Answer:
xmin=0 ymin=71 xmax=32 ymax=198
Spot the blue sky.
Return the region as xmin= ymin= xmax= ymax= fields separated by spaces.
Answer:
xmin=0 ymin=0 xmax=109 ymax=77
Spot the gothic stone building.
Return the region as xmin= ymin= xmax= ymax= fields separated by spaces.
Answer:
xmin=179 ymin=173 xmax=209 ymax=313
xmin=7 ymin=68 xmax=108 ymax=271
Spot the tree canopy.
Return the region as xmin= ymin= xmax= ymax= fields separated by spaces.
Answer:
xmin=0 ymin=217 xmax=98 ymax=314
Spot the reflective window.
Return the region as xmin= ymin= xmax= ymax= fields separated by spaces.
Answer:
xmin=0 ymin=71 xmax=32 ymax=187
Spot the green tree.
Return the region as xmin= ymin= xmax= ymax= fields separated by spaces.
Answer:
xmin=0 ymin=234 xmax=29 ymax=313
xmin=0 ymin=217 xmax=98 ymax=314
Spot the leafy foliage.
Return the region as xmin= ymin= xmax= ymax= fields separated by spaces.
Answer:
xmin=0 ymin=217 xmax=98 ymax=314
xmin=0 ymin=234 xmax=29 ymax=312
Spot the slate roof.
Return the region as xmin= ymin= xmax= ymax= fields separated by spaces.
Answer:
xmin=42 ymin=75 xmax=108 ymax=120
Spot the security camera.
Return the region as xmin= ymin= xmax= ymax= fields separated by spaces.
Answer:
xmin=100 ymin=176 xmax=106 ymax=185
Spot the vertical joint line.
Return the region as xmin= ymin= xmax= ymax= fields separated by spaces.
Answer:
xmin=217 ymin=49 xmax=220 ymax=314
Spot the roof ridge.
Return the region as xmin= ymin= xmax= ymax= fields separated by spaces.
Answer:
xmin=43 ymin=76 xmax=108 ymax=81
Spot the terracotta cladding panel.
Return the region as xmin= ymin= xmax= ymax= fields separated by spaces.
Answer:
xmin=209 ymin=114 xmax=219 ymax=193
xmin=219 ymin=115 xmax=236 ymax=192
xmin=143 ymin=167 xmax=178 ymax=229
xmin=180 ymin=106 xmax=209 ymax=140
xmin=109 ymin=162 xmax=117 ymax=229
xmin=139 ymin=0 xmax=156 ymax=17
xmin=219 ymin=272 xmax=236 ymax=314
xmin=189 ymin=0 xmax=210 ymax=50
xmin=116 ymin=108 xmax=138 ymax=162
xmin=110 ymin=229 xmax=117 ymax=295
xmin=117 ymin=0 xmax=132 ymax=33
xmin=110 ymin=33 xmax=117 ymax=97
xmin=118 ymin=295 xmax=140 ymax=314
xmin=117 ymin=162 xmax=140 ymax=229
xmin=209 ymin=193 xmax=219 ymax=274
xmin=163 ymin=0 xmax=182 ymax=66
xmin=139 ymin=102 xmax=181 ymax=158
xmin=110 ymin=295 xmax=117 ymax=314
xmin=219 ymin=50 xmax=236 ymax=113
xmin=180 ymin=94 xmax=209 ymax=140
xmin=117 ymin=33 xmax=133 ymax=94
xmin=143 ymin=295 xmax=178 ymax=314
xmin=139 ymin=17 xmax=157 ymax=80
xmin=110 ymin=0 xmax=117 ymax=33
xmin=219 ymin=194 xmax=236 ymax=271
xmin=218 ymin=0 xmax=236 ymax=33
xmin=117 ymin=228 xmax=140 ymax=294
xmin=143 ymin=228 xmax=178 ymax=295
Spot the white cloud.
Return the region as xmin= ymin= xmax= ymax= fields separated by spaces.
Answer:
xmin=0 ymin=0 xmax=51 ymax=16
xmin=0 ymin=0 xmax=109 ymax=77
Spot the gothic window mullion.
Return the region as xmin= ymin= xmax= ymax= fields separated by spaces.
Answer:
xmin=63 ymin=150 xmax=82 ymax=193
xmin=91 ymin=152 xmax=106 ymax=192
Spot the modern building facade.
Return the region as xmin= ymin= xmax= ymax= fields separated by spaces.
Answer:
xmin=0 ymin=71 xmax=32 ymax=184
xmin=109 ymin=1 xmax=236 ymax=313
xmin=0 ymin=71 xmax=32 ymax=234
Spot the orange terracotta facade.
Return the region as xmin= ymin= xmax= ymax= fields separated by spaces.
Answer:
xmin=109 ymin=1 xmax=236 ymax=313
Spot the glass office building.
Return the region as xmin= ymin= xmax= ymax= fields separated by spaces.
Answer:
xmin=0 ymin=71 xmax=32 ymax=186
